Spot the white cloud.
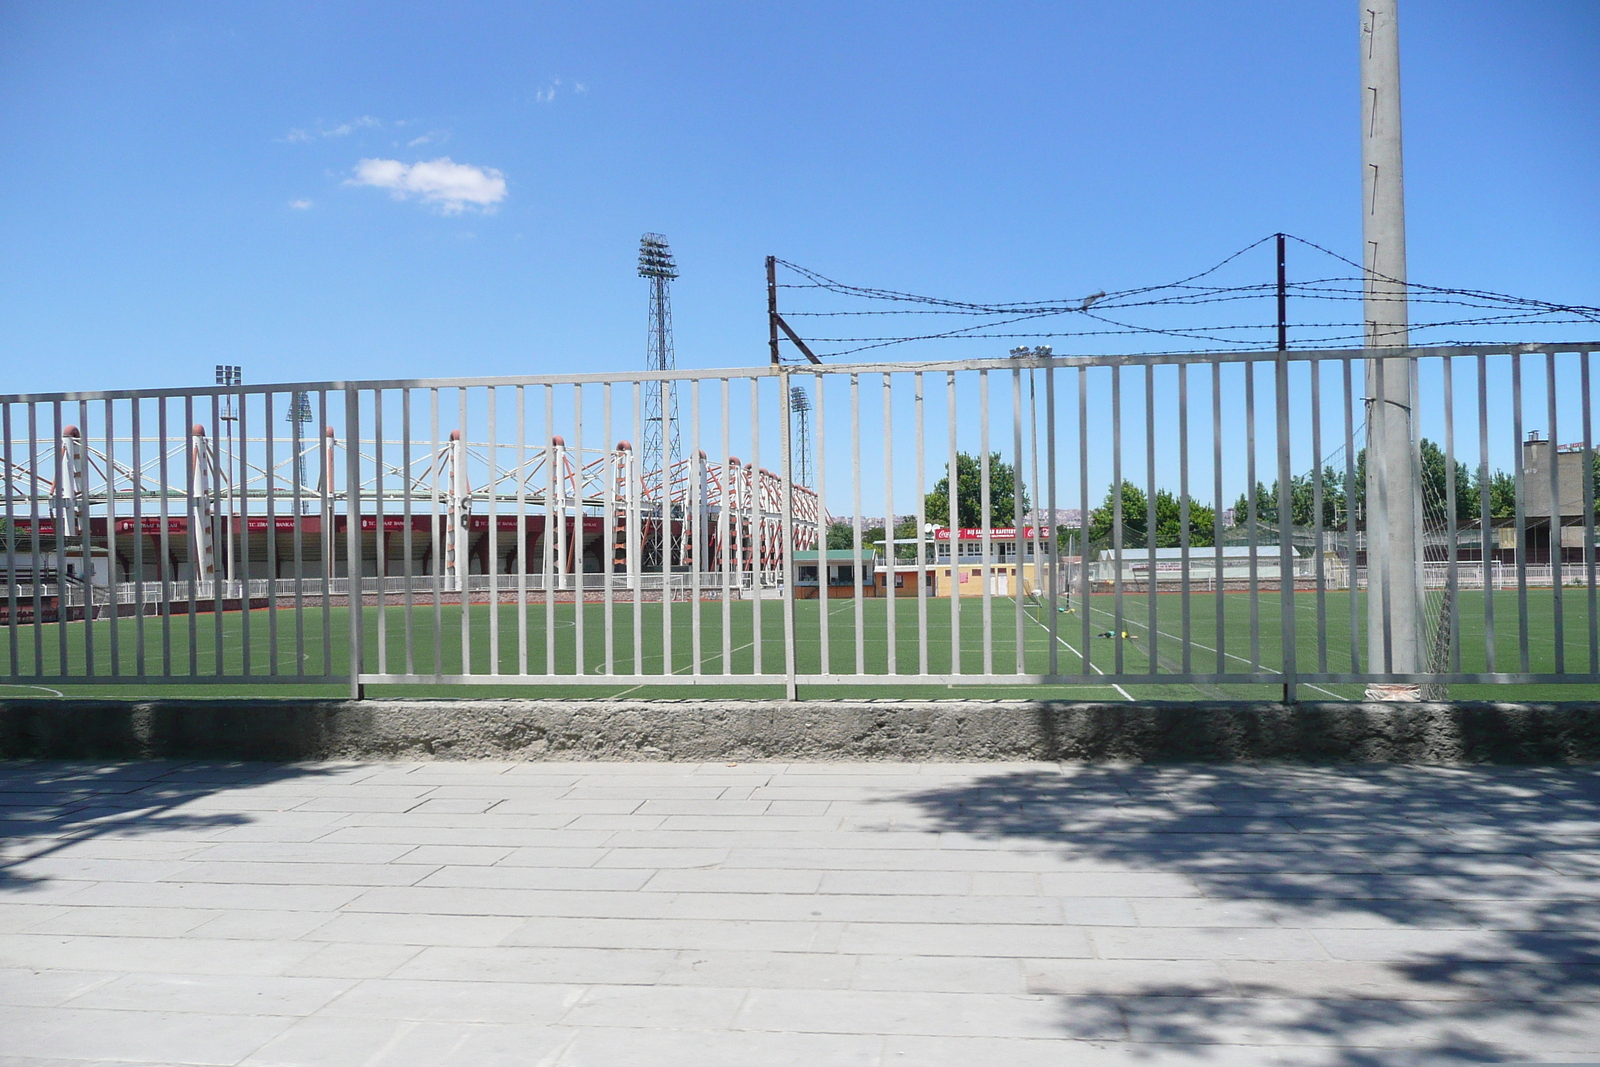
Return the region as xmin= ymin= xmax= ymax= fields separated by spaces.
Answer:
xmin=406 ymin=129 xmax=448 ymax=147
xmin=534 ymin=77 xmax=586 ymax=103
xmin=280 ymin=116 xmax=380 ymax=143
xmin=288 ymin=198 xmax=313 ymax=210
xmin=346 ymin=157 xmax=507 ymax=214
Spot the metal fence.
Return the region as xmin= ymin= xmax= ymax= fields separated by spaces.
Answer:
xmin=3 ymin=342 xmax=1596 ymax=698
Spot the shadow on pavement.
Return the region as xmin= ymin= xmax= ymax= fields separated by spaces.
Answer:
xmin=0 ymin=760 xmax=334 ymax=892
xmin=889 ymin=763 xmax=1600 ymax=1064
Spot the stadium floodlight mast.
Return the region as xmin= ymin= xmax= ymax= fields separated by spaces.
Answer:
xmin=214 ymin=365 xmax=243 ymax=590
xmin=1360 ymin=0 xmax=1423 ymax=700
xmin=287 ymin=390 xmax=313 ymax=514
xmin=790 ymin=385 xmax=812 ymax=488
xmin=639 ymin=233 xmax=679 ymax=568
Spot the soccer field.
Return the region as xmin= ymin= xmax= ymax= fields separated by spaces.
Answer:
xmin=4 ymin=588 xmax=1596 ymax=701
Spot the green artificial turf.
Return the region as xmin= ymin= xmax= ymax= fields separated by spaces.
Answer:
xmin=4 ymin=587 xmax=1596 ymax=702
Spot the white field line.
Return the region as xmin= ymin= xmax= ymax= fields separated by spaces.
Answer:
xmin=1083 ymin=602 xmax=1347 ymax=700
xmin=1020 ymin=602 xmax=1133 ymax=702
xmin=0 ymin=683 xmax=64 ymax=697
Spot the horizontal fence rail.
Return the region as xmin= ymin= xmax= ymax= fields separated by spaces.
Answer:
xmin=2 ymin=342 xmax=1596 ymax=698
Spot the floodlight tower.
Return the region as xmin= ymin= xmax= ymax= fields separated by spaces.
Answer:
xmin=288 ymin=391 xmax=313 ymax=514
xmin=790 ymin=385 xmax=812 ymax=488
xmin=639 ymin=233 xmax=679 ymax=566
xmin=215 ymin=364 xmax=242 ymax=589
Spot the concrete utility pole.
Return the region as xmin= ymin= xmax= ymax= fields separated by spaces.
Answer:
xmin=1360 ymin=0 xmax=1423 ymax=698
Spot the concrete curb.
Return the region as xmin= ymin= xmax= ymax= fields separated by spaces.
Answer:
xmin=3 ymin=699 xmax=1600 ymax=762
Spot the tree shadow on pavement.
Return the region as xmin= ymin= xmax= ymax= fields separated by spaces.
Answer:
xmin=0 ymin=760 xmax=336 ymax=893
xmin=888 ymin=763 xmax=1600 ymax=1064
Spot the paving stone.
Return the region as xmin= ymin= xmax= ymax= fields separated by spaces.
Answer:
xmin=315 ymin=977 xmax=584 ymax=1023
xmin=5 ymin=758 xmax=1600 ymax=1063
xmin=0 ymin=1004 xmax=297 ymax=1063
xmin=63 ymin=972 xmax=352 ymax=1015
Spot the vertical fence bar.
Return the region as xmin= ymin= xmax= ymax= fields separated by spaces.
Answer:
xmin=402 ymin=389 xmax=415 ymax=678
xmin=1012 ymin=367 xmax=1025 ymax=675
xmin=264 ymin=392 xmax=278 ymax=675
xmin=1442 ymin=358 xmax=1459 ymax=673
xmin=1311 ymin=358 xmax=1327 ymax=674
xmin=1512 ymin=355 xmax=1530 ymax=673
xmin=1545 ymin=352 xmax=1564 ymax=674
xmin=848 ymin=374 xmax=863 ymax=676
xmin=1245 ymin=361 xmax=1260 ymax=673
xmin=690 ymin=381 xmax=703 ymax=677
xmin=1079 ymin=366 xmax=1091 ymax=675
xmin=915 ymin=372 xmax=929 ymax=677
xmin=517 ymin=386 xmax=529 ymax=675
xmin=235 ymin=393 xmax=249 ymax=677
xmin=1027 ymin=365 xmax=1043 ymax=674
xmin=1111 ymin=365 xmax=1124 ymax=675
xmin=487 ymin=388 xmax=500 ymax=675
xmin=948 ymin=371 xmax=961 ymax=676
xmin=104 ymin=400 xmax=119 ymax=676
xmin=570 ymin=386 xmax=583 ymax=678
xmin=1344 ymin=359 xmax=1359 ymax=673
xmin=77 ymin=400 xmax=92 ymax=677
xmin=780 ymin=369 xmax=797 ymax=699
xmin=29 ymin=405 xmax=44 ymax=676
xmin=185 ymin=395 xmax=198 ymax=675
xmin=1275 ymin=349 xmax=1296 ymax=698
xmin=429 ymin=389 xmax=443 ymax=678
xmin=884 ymin=372 xmax=898 ymax=676
xmin=459 ymin=388 xmax=472 ymax=675
xmin=547 ymin=385 xmax=559 ymax=676
xmin=600 ymin=383 xmax=612 ymax=677
xmin=319 ymin=391 xmax=331 ymax=676
xmin=723 ymin=378 xmax=736 ymax=676
xmin=158 ymin=397 xmax=172 ymax=677
xmin=1144 ymin=364 xmax=1158 ymax=675
xmin=345 ymin=387 xmax=363 ymax=696
xmin=374 ymin=390 xmax=386 ymax=676
xmin=1214 ymin=363 xmax=1226 ymax=674
xmin=1477 ymin=354 xmax=1495 ymax=672
xmin=748 ymin=376 xmax=763 ymax=678
xmin=1046 ymin=362 xmax=1059 ymax=676
xmin=1581 ymin=349 xmax=1596 ymax=676
xmin=631 ymin=383 xmax=643 ymax=678
xmin=208 ymin=395 xmax=222 ymax=677
xmin=240 ymin=391 xmax=252 ymax=675
xmin=1178 ymin=363 xmax=1192 ymax=675
xmin=291 ymin=396 xmax=305 ymax=677
xmin=1373 ymin=358 xmax=1394 ymax=672
xmin=131 ymin=399 xmax=144 ymax=676
xmin=2 ymin=404 xmax=15 ymax=679
xmin=979 ymin=370 xmax=995 ymax=676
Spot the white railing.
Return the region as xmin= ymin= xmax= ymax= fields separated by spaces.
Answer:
xmin=4 ymin=342 xmax=1598 ymax=695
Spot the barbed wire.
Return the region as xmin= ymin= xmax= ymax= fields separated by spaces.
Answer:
xmin=771 ymin=234 xmax=1600 ymax=360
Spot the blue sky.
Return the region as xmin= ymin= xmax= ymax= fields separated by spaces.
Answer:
xmin=2 ymin=0 xmax=1595 ymax=396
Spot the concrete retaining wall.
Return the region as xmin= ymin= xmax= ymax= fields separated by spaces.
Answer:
xmin=3 ymin=699 xmax=1599 ymax=763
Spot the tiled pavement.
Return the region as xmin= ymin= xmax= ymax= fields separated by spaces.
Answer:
xmin=2 ymin=759 xmax=1599 ymax=1065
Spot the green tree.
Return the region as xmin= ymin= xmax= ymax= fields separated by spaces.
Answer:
xmin=1090 ymin=483 xmax=1214 ymax=550
xmin=825 ymin=521 xmax=854 ymax=550
xmin=1419 ymin=439 xmax=1478 ymax=522
xmin=924 ymin=451 xmax=1029 ymax=530
xmin=1484 ymin=469 xmax=1517 ymax=520
xmin=1230 ymin=482 xmax=1280 ymax=527
xmin=1088 ymin=482 xmax=1148 ymax=548
xmin=1152 ymin=489 xmax=1216 ymax=548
